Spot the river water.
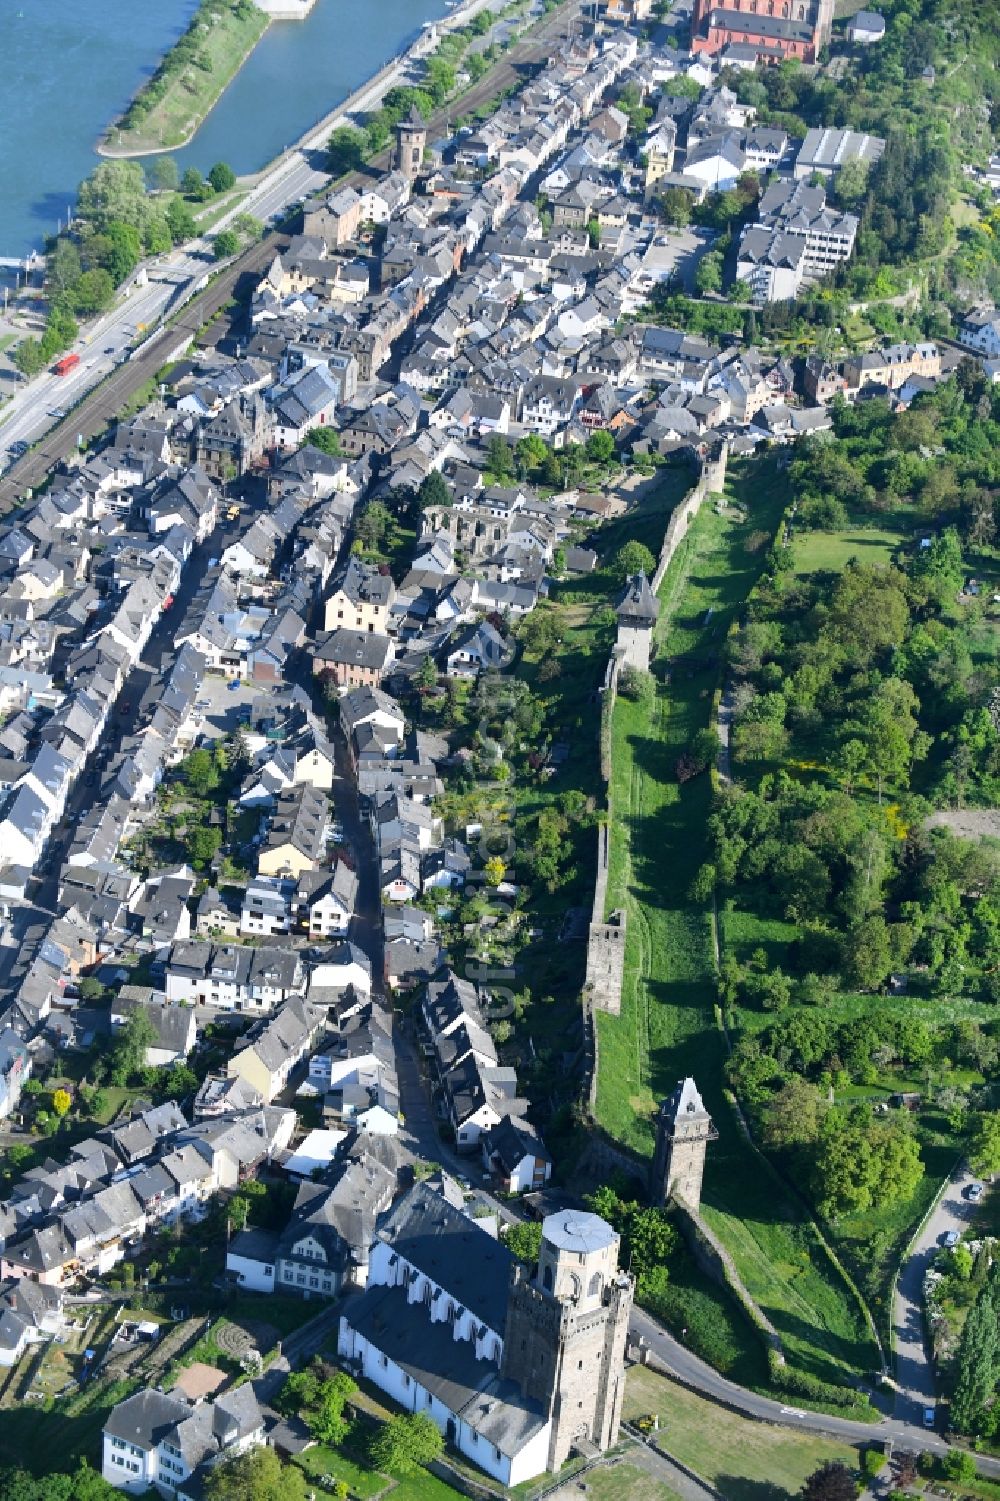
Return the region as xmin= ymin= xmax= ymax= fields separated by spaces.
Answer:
xmin=0 ymin=0 xmax=447 ymax=259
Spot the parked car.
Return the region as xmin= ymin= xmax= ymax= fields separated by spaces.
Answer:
xmin=942 ymin=1230 xmax=960 ymax=1248
xmin=967 ymin=1182 xmax=984 ymax=1202
xmin=923 ymin=1407 xmax=936 ymax=1429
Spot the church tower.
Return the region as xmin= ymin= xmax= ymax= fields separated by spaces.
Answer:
xmin=501 ymin=1211 xmax=634 ymax=1472
xmin=395 ymin=106 xmax=427 ymax=180
xmin=651 ymin=1077 xmax=717 ymax=1212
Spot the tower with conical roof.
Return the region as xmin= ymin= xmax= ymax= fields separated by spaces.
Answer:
xmin=395 ymin=106 xmax=427 ymax=180
xmin=615 ymin=571 xmax=659 ymax=671
xmin=651 ymin=1077 xmax=717 ymax=1212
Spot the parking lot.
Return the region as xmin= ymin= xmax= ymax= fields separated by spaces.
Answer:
xmin=193 ymin=673 xmax=266 ymax=741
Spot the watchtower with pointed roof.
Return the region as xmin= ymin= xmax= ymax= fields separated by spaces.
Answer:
xmin=615 ymin=572 xmax=659 ymax=672
xmin=651 ymin=1077 xmax=717 ymax=1212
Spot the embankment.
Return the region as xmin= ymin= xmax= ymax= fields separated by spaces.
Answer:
xmin=99 ymin=0 xmax=270 ymax=158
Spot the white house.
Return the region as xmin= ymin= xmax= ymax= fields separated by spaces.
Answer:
xmin=102 ymin=1385 xmax=264 ymax=1496
xmin=962 ymin=306 xmax=1000 ymax=359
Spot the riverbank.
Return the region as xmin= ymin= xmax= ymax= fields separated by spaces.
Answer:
xmin=99 ymin=0 xmax=271 ymax=158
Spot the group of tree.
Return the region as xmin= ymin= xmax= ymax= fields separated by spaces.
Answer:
xmin=950 ymin=1261 xmax=1000 ymax=1436
xmin=204 ymin=1447 xmax=306 ymax=1501
xmin=277 ymin=1359 xmax=358 ymax=1446
xmin=483 ymin=430 xmax=619 ymax=490
xmin=0 ymin=1462 xmax=119 ymax=1501
xmin=586 ymin=1187 xmax=677 ymax=1288
xmin=16 ymin=156 xmax=214 ymax=376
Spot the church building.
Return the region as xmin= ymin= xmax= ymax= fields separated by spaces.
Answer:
xmin=337 ymin=1184 xmax=633 ymax=1486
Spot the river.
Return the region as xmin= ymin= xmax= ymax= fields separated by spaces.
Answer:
xmin=0 ymin=0 xmax=447 ymax=260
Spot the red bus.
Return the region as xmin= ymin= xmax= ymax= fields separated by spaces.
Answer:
xmin=52 ymin=353 xmax=80 ymax=376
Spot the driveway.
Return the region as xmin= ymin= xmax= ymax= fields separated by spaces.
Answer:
xmin=891 ymin=1158 xmax=974 ymax=1426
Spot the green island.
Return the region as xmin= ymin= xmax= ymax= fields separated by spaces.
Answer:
xmin=100 ymin=0 xmax=269 ymax=157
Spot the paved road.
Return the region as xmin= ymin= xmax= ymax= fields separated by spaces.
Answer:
xmin=891 ymin=1158 xmax=973 ymax=1428
xmin=630 ymin=1305 xmax=1000 ymax=1479
xmin=0 ymin=248 xmax=217 ymax=457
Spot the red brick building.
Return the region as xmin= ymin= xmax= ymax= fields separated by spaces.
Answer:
xmin=690 ymin=0 xmax=833 ymax=62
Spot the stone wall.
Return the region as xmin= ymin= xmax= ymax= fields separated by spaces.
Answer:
xmin=672 ymin=1197 xmax=785 ymax=1363
xmin=650 ymin=441 xmax=728 ymax=594
xmin=583 ymin=446 xmax=728 ymax=1026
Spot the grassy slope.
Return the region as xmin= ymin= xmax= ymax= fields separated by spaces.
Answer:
xmin=725 ymin=502 xmax=999 ymax=1337
xmin=624 ymin=1365 xmax=863 ymax=1501
xmin=596 ymin=458 xmax=878 ymax=1389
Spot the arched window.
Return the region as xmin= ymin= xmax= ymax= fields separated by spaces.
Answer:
xmin=543 ymin=1264 xmax=553 ymax=1292
xmin=588 ymin=1272 xmax=603 ymax=1299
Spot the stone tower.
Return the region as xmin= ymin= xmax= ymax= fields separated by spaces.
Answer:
xmin=615 ymin=572 xmax=659 ymax=672
xmin=395 ymin=106 xmax=427 ymax=180
xmin=501 ymin=1210 xmax=634 ymax=1472
xmin=651 ymin=1077 xmax=717 ymax=1212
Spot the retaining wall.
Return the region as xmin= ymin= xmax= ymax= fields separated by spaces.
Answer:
xmin=672 ymin=1198 xmax=785 ymax=1362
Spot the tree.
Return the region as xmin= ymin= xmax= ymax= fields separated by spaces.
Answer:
xmin=147 ymin=156 xmax=180 ymax=193
xmin=310 ymin=1371 xmax=358 ymax=1445
xmin=110 ymin=1011 xmax=157 ymax=1085
xmin=761 ymin=1077 xmax=826 ymax=1151
xmin=213 ymin=230 xmax=240 ymax=259
xmin=355 ymin=500 xmax=391 ymax=553
xmin=501 ymin=1218 xmax=540 ymax=1266
xmin=658 ymin=186 xmax=692 ymax=226
xmin=950 ymin=1266 xmax=1000 ymax=1435
xmin=369 ymin=1413 xmax=443 ymax=1476
xmin=416 ymin=469 xmax=450 ymax=511
xmin=183 ymin=747 xmax=221 ymax=798
xmin=515 ymin=433 xmax=548 ymax=476
xmin=181 ymin=167 xmax=207 ymax=198
xmin=52 ymin=1089 xmax=71 ymax=1118
xmin=47 ymin=237 xmax=83 ymax=297
xmin=845 ymin=915 xmax=892 ymax=991
xmin=485 ymin=435 xmax=515 ymax=481
xmin=800 ymin=1462 xmax=857 ymax=1501
xmin=327 ymin=126 xmax=367 ymax=176
xmin=72 ymin=268 xmax=115 ymax=316
xmin=102 ymin=220 xmax=143 ymax=284
xmin=417 ymin=654 xmax=437 ymax=691
xmin=695 ymin=250 xmax=724 ymax=296
xmin=943 ymin=1450 xmax=977 ymax=1484
xmin=612 ymin=540 xmax=656 ymax=580
xmin=969 ymin=1112 xmax=1000 ymax=1178
xmin=208 ymin=161 xmax=237 ymax=194
xmin=77 ymin=160 xmax=150 ymax=233
xmin=585 ymin=430 xmax=616 ymax=465
xmin=165 ymin=195 xmax=197 ymax=243
xmin=205 ymin=1447 xmax=306 ymax=1501
xmin=12 ymin=340 xmax=45 ymax=378
xmin=484 ymin=856 xmax=505 ymax=887
xmin=187 ymin=825 xmax=223 ymax=869
xmin=835 ymin=157 xmax=870 ymax=208
xmin=675 ymin=728 xmax=721 ymax=784
xmin=305 ymin=426 xmax=342 ymax=456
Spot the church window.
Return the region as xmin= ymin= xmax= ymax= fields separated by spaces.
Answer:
xmin=588 ymin=1272 xmax=603 ymax=1298
xmin=543 ymin=1265 xmax=553 ymax=1292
